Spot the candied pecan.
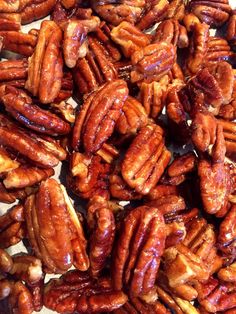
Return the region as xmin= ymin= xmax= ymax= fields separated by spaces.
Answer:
xmin=205 ymin=37 xmax=235 ymax=65
xmin=0 ymin=248 xmax=13 ymax=273
xmin=3 ymin=166 xmax=54 ymax=189
xmin=0 ymin=115 xmax=63 ymax=168
xmin=116 ymin=96 xmax=148 ymax=135
xmin=0 ymin=13 xmax=20 ymax=31
xmin=227 ymin=11 xmax=236 ymax=50
xmin=0 ymin=30 xmax=37 ymax=56
xmin=72 ymin=80 xmax=128 ymax=153
xmin=195 ymin=277 xmax=236 ymax=313
xmin=167 ymin=153 xmax=197 ymax=177
xmin=136 ymin=0 xmax=169 ymax=30
xmin=208 ymin=62 xmax=234 ymax=106
xmin=185 ymin=22 xmax=209 ymax=75
xmin=219 ymin=74 xmax=236 ymax=120
xmin=218 ymin=261 xmax=236 ymax=282
xmin=87 ymin=196 xmax=115 ymax=277
xmin=111 ymin=21 xmax=151 ymax=58
xmin=218 ymin=119 xmax=236 ymax=160
xmin=166 ymin=0 xmax=185 ymax=20
xmin=198 ymin=160 xmax=231 ymax=217
xmin=24 ymin=178 xmax=89 ymax=273
xmin=130 ymin=42 xmax=176 ymax=84
xmin=147 ymin=195 xmax=186 ymax=215
xmin=8 ymin=281 xmax=34 ymax=314
xmin=163 ymin=218 xmax=222 ymax=296
xmin=189 ymin=0 xmax=232 ymax=27
xmin=0 ymin=182 xmax=35 ymax=204
xmin=44 ymin=270 xmax=127 ymax=313
xmin=0 ymin=204 xmax=25 ymax=249
xmin=96 ymin=143 xmax=119 ymax=164
xmin=25 ymin=20 xmax=63 ymax=104
xmin=146 ymin=184 xmax=178 ymax=201
xmin=19 ymin=0 xmax=56 ymax=24
xmin=70 ymin=152 xmax=110 ymax=200
xmin=50 ymin=101 xmax=75 ymax=124
xmin=218 ymin=205 xmax=236 ymax=258
xmin=153 ymin=19 xmax=189 ymax=48
xmin=0 ymin=0 xmax=20 ymax=12
xmin=121 ymin=124 xmax=171 ymax=195
xmin=0 ymin=146 xmax=20 ymax=174
xmin=92 ymin=0 xmax=145 ymax=26
xmin=62 ymin=16 xmax=100 ymax=68
xmin=139 ymin=79 xmax=168 ymax=119
xmin=0 ymin=59 xmax=27 ymax=84
xmin=112 ymin=205 xmax=166 ymax=296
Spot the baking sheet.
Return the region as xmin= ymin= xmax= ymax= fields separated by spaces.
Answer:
xmin=1 ymin=1 xmax=236 ymax=312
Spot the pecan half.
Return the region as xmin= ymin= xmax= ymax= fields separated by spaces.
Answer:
xmin=190 ymin=0 xmax=232 ymax=27
xmin=111 ymin=21 xmax=151 ymax=58
xmin=92 ymin=0 xmax=145 ymax=26
xmin=218 ymin=119 xmax=236 ymax=160
xmin=44 ymin=270 xmax=127 ymax=313
xmin=131 ymin=42 xmax=176 ymax=84
xmin=121 ymin=124 xmax=171 ymax=195
xmin=25 ymin=20 xmax=63 ymax=104
xmin=0 ymin=0 xmax=19 ymax=13
xmin=227 ymin=11 xmax=236 ymax=50
xmin=116 ymin=96 xmax=148 ymax=135
xmin=19 ymin=0 xmax=56 ymax=24
xmin=112 ymin=205 xmax=166 ymax=296
xmin=205 ymin=37 xmax=235 ymax=65
xmin=153 ymin=19 xmax=189 ymax=48
xmin=24 ymin=178 xmax=89 ymax=273
xmin=0 ymin=146 xmax=20 ymax=174
xmin=0 ymin=59 xmax=27 ymax=84
xmin=72 ymin=80 xmax=128 ymax=153
xmin=87 ymin=196 xmax=115 ymax=277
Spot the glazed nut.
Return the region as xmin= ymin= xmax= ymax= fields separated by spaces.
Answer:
xmin=121 ymin=124 xmax=171 ymax=195
xmin=1 ymin=86 xmax=71 ymax=136
xmin=116 ymin=96 xmax=148 ymax=135
xmin=0 ymin=146 xmax=20 ymax=174
xmin=167 ymin=153 xmax=197 ymax=177
xmin=227 ymin=11 xmax=236 ymax=48
xmin=112 ymin=205 xmax=166 ymax=296
xmin=0 ymin=0 xmax=20 ymax=13
xmin=205 ymin=37 xmax=234 ymax=65
xmin=24 ymin=178 xmax=89 ymax=273
xmin=19 ymin=0 xmax=56 ymax=24
xmin=130 ymin=42 xmax=176 ymax=84
xmin=153 ymin=19 xmax=189 ymax=48
xmin=50 ymin=101 xmax=75 ymax=124
xmin=0 ymin=249 xmax=13 ymax=273
xmin=218 ymin=119 xmax=236 ymax=158
xmin=25 ymin=20 xmax=63 ymax=104
xmin=0 ymin=59 xmax=28 ymax=84
xmin=218 ymin=261 xmax=236 ymax=282
xmin=72 ymin=80 xmax=128 ymax=153
xmin=8 ymin=281 xmax=34 ymax=314
xmin=96 ymin=143 xmax=119 ymax=164
xmin=87 ymin=196 xmax=116 ymax=277
xmin=111 ymin=21 xmax=151 ymax=58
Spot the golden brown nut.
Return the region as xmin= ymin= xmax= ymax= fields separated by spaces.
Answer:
xmin=112 ymin=205 xmax=166 ymax=296
xmin=185 ymin=22 xmax=209 ymax=75
xmin=44 ymin=270 xmax=127 ymax=313
xmin=121 ymin=124 xmax=171 ymax=195
xmin=25 ymin=20 xmax=63 ymax=104
xmin=24 ymin=178 xmax=89 ymax=273
xmin=130 ymin=42 xmax=176 ymax=84
xmin=116 ymin=96 xmax=148 ymax=135
xmin=153 ymin=19 xmax=189 ymax=48
xmin=1 ymin=86 xmax=71 ymax=136
xmin=92 ymin=0 xmax=145 ymax=26
xmin=189 ymin=0 xmax=232 ymax=27
xmin=87 ymin=196 xmax=115 ymax=277
xmin=72 ymin=80 xmax=128 ymax=153
xmin=111 ymin=21 xmax=151 ymax=58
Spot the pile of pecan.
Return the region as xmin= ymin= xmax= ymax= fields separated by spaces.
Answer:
xmin=0 ymin=0 xmax=236 ymax=313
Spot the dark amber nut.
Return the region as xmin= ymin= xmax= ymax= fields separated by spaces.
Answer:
xmin=111 ymin=21 xmax=151 ymax=58
xmin=25 ymin=20 xmax=63 ymax=104
xmin=190 ymin=0 xmax=232 ymax=27
xmin=116 ymin=96 xmax=148 ymax=135
xmin=153 ymin=19 xmax=189 ymax=48
xmin=131 ymin=42 xmax=176 ymax=84
xmin=112 ymin=205 xmax=166 ymax=296
xmin=72 ymin=80 xmax=128 ymax=153
xmin=121 ymin=124 xmax=171 ymax=195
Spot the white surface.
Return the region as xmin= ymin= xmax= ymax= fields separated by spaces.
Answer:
xmin=2 ymin=1 xmax=236 ymax=312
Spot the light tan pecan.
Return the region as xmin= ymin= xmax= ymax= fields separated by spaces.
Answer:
xmin=92 ymin=0 xmax=145 ymax=26
xmin=189 ymin=0 xmax=232 ymax=27
xmin=44 ymin=270 xmax=127 ymax=313
xmin=24 ymin=178 xmax=89 ymax=273
xmin=153 ymin=19 xmax=189 ymax=48
xmin=1 ymin=86 xmax=71 ymax=136
xmin=111 ymin=21 xmax=151 ymax=58
xmin=136 ymin=0 xmax=169 ymax=30
xmin=25 ymin=20 xmax=63 ymax=104
xmin=87 ymin=196 xmax=115 ymax=277
xmin=116 ymin=96 xmax=148 ymax=135
xmin=121 ymin=124 xmax=171 ymax=195
xmin=72 ymin=80 xmax=128 ymax=153
xmin=185 ymin=22 xmax=209 ymax=75
xmin=131 ymin=42 xmax=176 ymax=84
xmin=112 ymin=205 xmax=166 ymax=296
